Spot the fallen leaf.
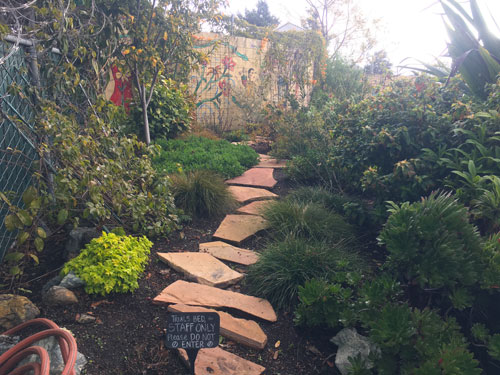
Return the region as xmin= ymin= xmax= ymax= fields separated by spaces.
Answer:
xmin=307 ymin=345 xmax=321 ymax=356
xmin=274 ymin=340 xmax=281 ymax=348
xmin=327 ymin=360 xmax=334 ymax=367
xmin=273 ymin=350 xmax=279 ymax=360
xmin=91 ymin=300 xmax=113 ymax=309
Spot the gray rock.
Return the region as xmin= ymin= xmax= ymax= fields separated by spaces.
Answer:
xmin=331 ymin=328 xmax=380 ymax=375
xmin=0 ymin=335 xmax=20 ymax=355
xmin=65 ymin=227 xmax=100 ymax=260
xmin=20 ymin=334 xmax=87 ymax=375
xmin=43 ymin=286 xmax=78 ymax=306
xmin=59 ymin=272 xmax=85 ymax=290
xmin=0 ymin=294 xmax=40 ymax=330
xmin=42 ymin=275 xmax=63 ymax=295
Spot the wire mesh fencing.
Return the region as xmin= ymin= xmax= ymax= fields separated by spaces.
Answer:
xmin=0 ymin=40 xmax=38 ymax=263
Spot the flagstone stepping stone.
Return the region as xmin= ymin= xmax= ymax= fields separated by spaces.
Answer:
xmin=153 ymin=280 xmax=277 ymax=322
xmin=226 ymin=168 xmax=277 ymax=189
xmin=178 ymin=346 xmax=265 ymax=375
xmin=228 ymin=186 xmax=277 ymax=204
xmin=258 ymin=153 xmax=271 ymax=160
xmin=213 ymin=214 xmax=268 ymax=245
xmin=236 ymin=200 xmax=273 ymax=217
xmin=157 ymin=252 xmax=243 ymax=288
xmin=255 ymin=158 xmax=287 ymax=169
xmin=199 ymin=241 xmax=260 ymax=266
xmin=168 ymin=304 xmax=267 ymax=350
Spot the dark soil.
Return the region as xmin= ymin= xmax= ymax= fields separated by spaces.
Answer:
xmin=9 ymin=168 xmax=341 ymax=375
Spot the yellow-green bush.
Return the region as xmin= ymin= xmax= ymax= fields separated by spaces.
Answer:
xmin=62 ymin=232 xmax=152 ymax=295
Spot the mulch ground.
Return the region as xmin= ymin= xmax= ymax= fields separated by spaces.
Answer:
xmin=15 ymin=169 xmax=341 ymax=375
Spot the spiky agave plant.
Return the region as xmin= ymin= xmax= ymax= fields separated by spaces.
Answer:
xmin=441 ymin=0 xmax=500 ymax=99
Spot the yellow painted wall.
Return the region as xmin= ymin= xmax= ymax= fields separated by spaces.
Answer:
xmin=190 ymin=32 xmax=311 ymax=130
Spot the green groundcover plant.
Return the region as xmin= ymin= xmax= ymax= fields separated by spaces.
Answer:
xmin=153 ymin=136 xmax=259 ymax=178
xmin=62 ymin=232 xmax=152 ymax=295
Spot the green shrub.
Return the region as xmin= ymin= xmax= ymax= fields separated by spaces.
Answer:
xmin=378 ymin=191 xmax=483 ymax=308
xmin=310 ymin=56 xmax=368 ymax=108
xmin=129 ymin=77 xmax=194 ymax=140
xmin=170 ymin=170 xmax=236 ymax=218
xmin=294 ymin=278 xmax=355 ymax=329
xmin=245 ymin=237 xmax=365 ymax=310
xmin=262 ymin=200 xmax=354 ymax=242
xmin=153 ymin=136 xmax=259 ymax=178
xmin=62 ymin=232 xmax=152 ymax=295
xmin=480 ymin=233 xmax=500 ymax=291
xmin=295 ymin=273 xmax=401 ymax=330
xmin=38 ymin=100 xmax=180 ymax=237
xmin=369 ymin=305 xmax=480 ymax=374
xmin=296 ymin=273 xmax=481 ymax=374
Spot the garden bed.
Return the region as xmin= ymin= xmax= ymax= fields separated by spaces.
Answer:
xmin=25 ymin=169 xmax=339 ymax=375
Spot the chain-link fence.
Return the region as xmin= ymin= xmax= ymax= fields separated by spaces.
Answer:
xmin=0 ymin=39 xmax=38 ymax=263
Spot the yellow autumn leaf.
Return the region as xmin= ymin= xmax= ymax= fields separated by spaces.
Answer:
xmin=122 ymin=49 xmax=130 ymax=56
xmin=274 ymin=340 xmax=280 ymax=348
xmin=163 ymin=32 xmax=168 ymax=41
xmin=137 ymin=49 xmax=143 ymax=54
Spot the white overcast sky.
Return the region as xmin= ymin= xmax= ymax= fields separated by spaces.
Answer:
xmin=224 ymin=0 xmax=500 ymax=71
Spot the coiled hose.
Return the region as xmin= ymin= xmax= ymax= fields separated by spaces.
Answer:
xmin=0 ymin=318 xmax=78 ymax=375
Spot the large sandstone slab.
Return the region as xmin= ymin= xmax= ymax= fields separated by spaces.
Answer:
xmin=169 ymin=304 xmax=267 ymax=350
xmin=228 ymin=186 xmax=277 ymax=204
xmin=199 ymin=241 xmax=259 ymax=266
xmin=178 ymin=346 xmax=265 ymax=375
xmin=256 ymin=158 xmax=287 ymax=169
xmin=157 ymin=253 xmax=244 ymax=288
xmin=153 ymin=280 xmax=277 ymax=322
xmin=226 ymin=168 xmax=277 ymax=189
xmin=258 ymin=154 xmax=271 ymax=160
xmin=236 ymin=200 xmax=273 ymax=217
xmin=213 ymin=215 xmax=268 ymax=245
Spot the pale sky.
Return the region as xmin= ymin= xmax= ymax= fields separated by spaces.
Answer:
xmin=225 ymin=0 xmax=500 ymax=71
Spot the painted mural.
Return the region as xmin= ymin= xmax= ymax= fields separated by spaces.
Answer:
xmin=190 ymin=32 xmax=313 ymax=130
xmin=190 ymin=33 xmax=269 ymax=130
xmin=104 ymin=65 xmax=133 ymax=111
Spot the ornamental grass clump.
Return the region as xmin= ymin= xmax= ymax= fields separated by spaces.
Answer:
xmin=245 ymin=237 xmax=364 ymax=310
xmin=61 ymin=232 xmax=152 ymax=296
xmin=262 ymin=200 xmax=354 ymax=242
xmin=286 ymin=186 xmax=349 ymax=213
xmin=170 ymin=170 xmax=236 ymax=218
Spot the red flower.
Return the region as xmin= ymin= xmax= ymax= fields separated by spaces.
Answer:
xmin=222 ymin=56 xmax=236 ymax=71
xmin=218 ymin=80 xmax=231 ymax=97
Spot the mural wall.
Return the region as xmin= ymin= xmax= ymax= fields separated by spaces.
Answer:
xmin=191 ymin=32 xmax=312 ymax=131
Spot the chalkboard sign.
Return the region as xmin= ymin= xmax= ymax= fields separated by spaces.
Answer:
xmin=165 ymin=312 xmax=220 ymax=375
xmin=165 ymin=312 xmax=220 ymax=349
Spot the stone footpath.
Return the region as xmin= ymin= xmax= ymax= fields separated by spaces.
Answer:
xmin=153 ymin=154 xmax=286 ymax=375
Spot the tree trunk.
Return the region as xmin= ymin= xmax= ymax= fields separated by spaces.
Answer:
xmin=141 ymin=84 xmax=151 ymax=145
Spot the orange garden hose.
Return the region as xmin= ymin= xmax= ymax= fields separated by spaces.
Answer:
xmin=0 ymin=319 xmax=78 ymax=375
